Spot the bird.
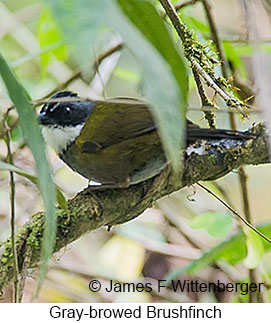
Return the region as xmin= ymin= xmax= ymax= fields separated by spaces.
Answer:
xmin=38 ymin=91 xmax=254 ymax=188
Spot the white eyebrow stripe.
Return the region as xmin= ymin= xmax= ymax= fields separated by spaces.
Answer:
xmin=49 ymin=102 xmax=61 ymax=112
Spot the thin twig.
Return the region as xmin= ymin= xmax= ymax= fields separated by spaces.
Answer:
xmin=43 ymin=42 xmax=123 ymax=100
xmin=159 ymin=0 xmax=248 ymax=117
xmin=2 ymin=111 xmax=20 ymax=303
xmin=201 ymin=0 xmax=229 ymax=78
xmin=238 ymin=163 xmax=259 ymax=303
xmin=192 ymin=60 xmax=247 ymax=116
xmin=201 ymin=0 xmax=258 ymax=301
xmin=175 ymin=0 xmax=201 ymax=11
xmin=162 ymin=0 xmax=200 ymax=18
xmin=202 ymin=0 xmax=259 ymax=302
xmin=192 ymin=67 xmax=216 ymax=128
xmin=200 ymin=0 xmax=238 ymax=128
xmin=238 ymin=168 xmax=252 ymax=223
xmin=0 ymin=42 xmax=124 ymax=139
xmin=197 ymin=183 xmax=271 ymax=245
xmin=210 ymin=182 xmax=233 ymax=206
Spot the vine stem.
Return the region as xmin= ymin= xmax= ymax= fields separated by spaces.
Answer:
xmin=197 ymin=183 xmax=271 ymax=245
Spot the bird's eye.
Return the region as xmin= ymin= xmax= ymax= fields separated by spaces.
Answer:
xmin=64 ymin=107 xmax=71 ymax=115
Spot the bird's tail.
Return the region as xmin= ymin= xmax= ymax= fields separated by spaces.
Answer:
xmin=187 ymin=127 xmax=255 ymax=144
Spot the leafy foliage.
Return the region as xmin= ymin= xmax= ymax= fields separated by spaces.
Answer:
xmin=36 ymin=7 xmax=68 ymax=77
xmin=0 ymin=161 xmax=66 ymax=210
xmin=165 ymin=223 xmax=271 ymax=282
xmin=0 ymin=52 xmax=56 ymax=294
xmin=190 ymin=212 xmax=233 ymax=238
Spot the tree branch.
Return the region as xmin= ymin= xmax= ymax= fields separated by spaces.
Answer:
xmin=159 ymin=0 xmax=248 ymax=117
xmin=0 ymin=123 xmax=269 ymax=293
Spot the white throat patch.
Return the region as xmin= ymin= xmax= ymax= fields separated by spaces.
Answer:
xmin=42 ymin=124 xmax=84 ymax=154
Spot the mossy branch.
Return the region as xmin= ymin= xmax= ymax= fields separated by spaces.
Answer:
xmin=0 ymin=123 xmax=269 ymax=293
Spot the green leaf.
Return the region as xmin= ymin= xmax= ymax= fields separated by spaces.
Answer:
xmin=44 ymin=0 xmax=107 ymax=67
xmin=113 ymin=66 xmax=140 ymax=82
xmin=0 ymin=52 xmax=56 ymax=295
xmin=164 ymin=223 xmax=271 ymax=283
xmin=260 ymin=43 xmax=271 ymax=53
xmin=224 ymin=42 xmax=254 ymax=57
xmin=109 ymin=0 xmax=188 ymax=172
xmin=36 ymin=7 xmax=68 ymax=76
xmin=190 ymin=212 xmax=232 ymax=238
xmin=182 ymin=15 xmax=210 ymax=36
xmin=0 ymin=161 xmax=67 ymax=211
xmin=223 ymin=40 xmax=247 ymax=78
xmin=10 ymin=124 xmax=23 ymax=142
xmin=243 ymin=229 xmax=264 ymax=269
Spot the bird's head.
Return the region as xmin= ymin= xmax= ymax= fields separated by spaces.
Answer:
xmin=38 ymin=91 xmax=95 ymax=153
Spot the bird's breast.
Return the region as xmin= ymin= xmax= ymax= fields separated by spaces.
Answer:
xmin=42 ymin=124 xmax=84 ymax=154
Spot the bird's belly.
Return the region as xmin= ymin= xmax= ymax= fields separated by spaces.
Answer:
xmin=61 ymin=132 xmax=167 ymax=185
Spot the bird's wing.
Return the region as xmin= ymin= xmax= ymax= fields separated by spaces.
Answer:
xmin=76 ymin=98 xmax=156 ymax=152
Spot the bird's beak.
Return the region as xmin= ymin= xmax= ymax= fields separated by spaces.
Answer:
xmin=37 ymin=112 xmax=50 ymax=125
